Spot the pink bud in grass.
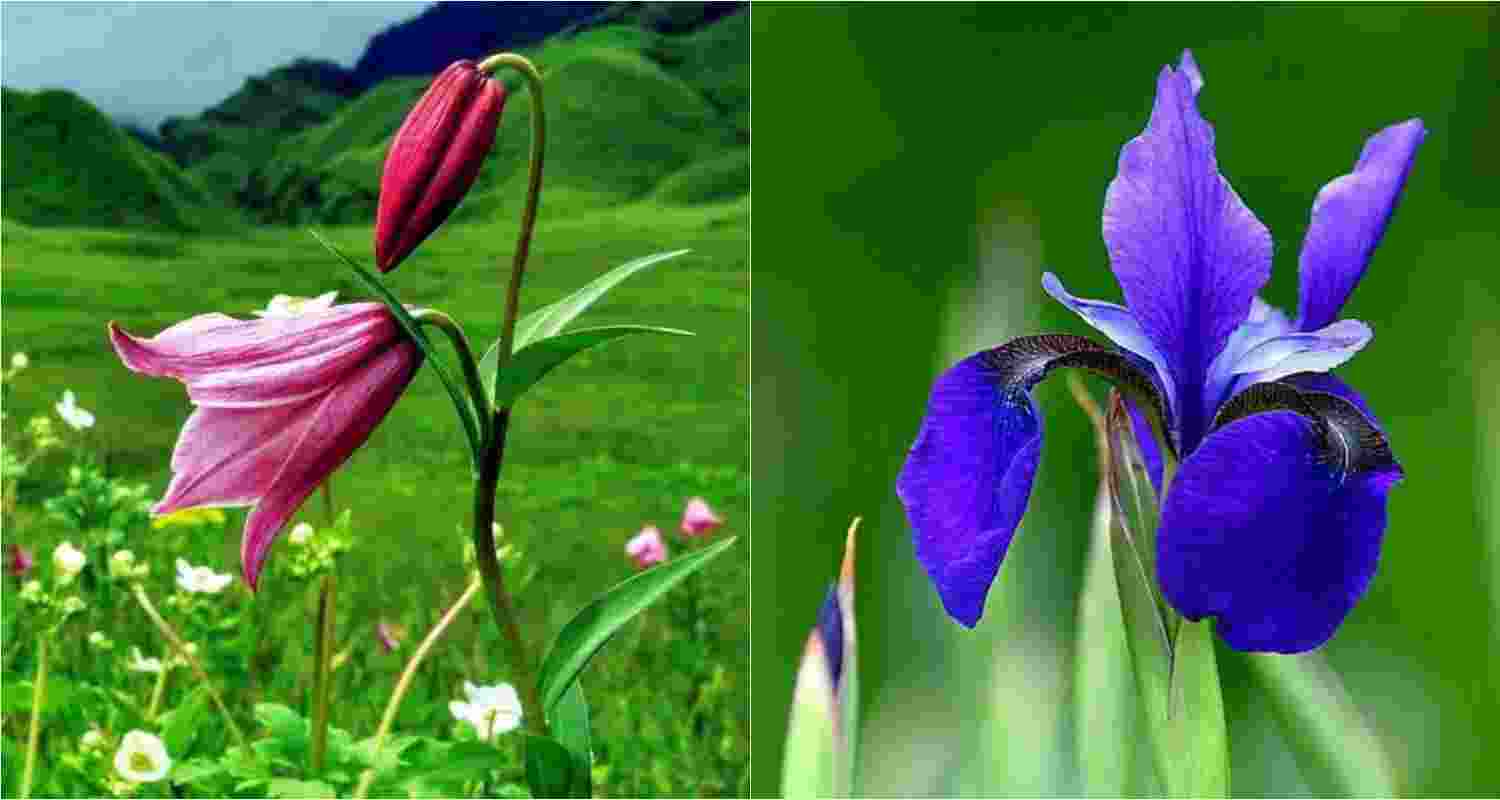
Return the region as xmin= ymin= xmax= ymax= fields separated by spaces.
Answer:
xmin=375 ymin=61 xmax=507 ymax=272
xmin=376 ymin=620 xmax=406 ymax=653
xmin=680 ymin=497 xmax=723 ymax=537
xmin=626 ymin=526 xmax=668 ymax=570
xmin=6 ymin=544 xmax=34 ymax=577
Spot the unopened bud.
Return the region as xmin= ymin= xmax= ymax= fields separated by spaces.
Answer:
xmin=375 ymin=60 xmax=506 ymax=272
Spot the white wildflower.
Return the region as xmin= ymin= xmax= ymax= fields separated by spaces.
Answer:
xmin=254 ymin=291 xmax=339 ymax=319
xmin=126 ymin=647 xmax=164 ymax=675
xmin=53 ymin=541 xmax=86 ymax=578
xmin=288 ymin=522 xmax=315 ymax=545
xmin=449 ymin=681 xmax=523 ymax=741
xmin=55 ymin=390 xmax=96 ymax=430
xmin=11 ymin=352 xmax=28 ymax=370
xmin=113 ymin=730 xmax=170 ymax=783
xmin=174 ymin=558 xmax=233 ymax=594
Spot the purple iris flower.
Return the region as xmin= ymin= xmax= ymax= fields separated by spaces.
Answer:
xmin=896 ymin=51 xmax=1422 ymax=653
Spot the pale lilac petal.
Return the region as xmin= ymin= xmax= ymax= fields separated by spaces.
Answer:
xmin=1202 ymin=297 xmax=1293 ymax=416
xmin=1297 ymin=119 xmax=1425 ymax=331
xmin=1158 ymin=410 xmax=1401 ymax=652
xmin=1230 ymin=319 xmax=1372 ymax=385
xmin=1102 ymin=60 xmax=1273 ymax=448
xmin=240 ymin=340 xmax=420 ymax=588
xmin=1042 ymin=271 xmax=1176 ymax=414
xmin=1178 ymin=50 xmax=1204 ymax=96
xmin=109 ymin=305 xmax=398 ymax=408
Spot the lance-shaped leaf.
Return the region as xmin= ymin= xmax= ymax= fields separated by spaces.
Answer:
xmin=309 ymin=229 xmax=483 ymax=465
xmin=783 ymin=517 xmax=860 ymax=798
xmin=489 ymin=325 xmax=692 ymax=410
xmin=536 ymin=536 xmax=736 ymax=711
xmin=549 ymin=682 xmax=593 ymax=798
xmin=524 ymin=734 xmax=578 ymax=799
xmin=1244 ymin=651 xmax=1398 ymax=796
xmin=478 ymin=249 xmax=693 ymax=406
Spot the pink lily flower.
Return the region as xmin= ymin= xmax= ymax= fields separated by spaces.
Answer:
xmin=679 ymin=497 xmax=723 ymax=537
xmin=108 ymin=302 xmax=422 ymax=588
xmin=626 ymin=526 xmax=668 ymax=570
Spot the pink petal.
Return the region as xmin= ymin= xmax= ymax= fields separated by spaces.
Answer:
xmin=240 ymin=340 xmax=421 ymax=588
xmin=109 ymin=304 xmax=398 ymax=408
xmin=680 ymin=497 xmax=723 ymax=537
xmin=154 ymin=401 xmax=320 ymax=514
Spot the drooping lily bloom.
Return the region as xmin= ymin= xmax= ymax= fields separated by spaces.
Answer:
xmin=109 ymin=302 xmax=422 ymax=589
xmin=626 ymin=525 xmax=668 ymax=569
xmin=897 ymin=51 xmax=1421 ymax=653
xmin=375 ymin=60 xmax=507 ymax=272
xmin=680 ymin=496 xmax=724 ymax=537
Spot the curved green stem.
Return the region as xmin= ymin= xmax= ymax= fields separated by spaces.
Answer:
xmin=132 ymin=585 xmax=247 ymax=750
xmin=146 ymin=667 xmax=169 ymax=722
xmin=20 ymin=636 xmax=46 ymax=800
xmin=477 ymin=52 xmax=546 ymax=381
xmin=469 ymin=51 xmax=550 ymax=737
xmin=414 ymin=310 xmax=491 ymax=443
xmin=353 ymin=578 xmax=483 ymax=799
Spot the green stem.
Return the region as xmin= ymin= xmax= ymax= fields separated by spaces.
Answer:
xmin=131 ymin=585 xmax=247 ymax=750
xmin=414 ymin=310 xmax=492 ymax=442
xmin=469 ymin=51 xmax=549 ymax=737
xmin=146 ymin=666 xmax=170 ymax=722
xmin=20 ymin=636 xmax=46 ymax=800
xmin=310 ymin=573 xmax=336 ymax=774
xmin=353 ymin=579 xmax=483 ymax=799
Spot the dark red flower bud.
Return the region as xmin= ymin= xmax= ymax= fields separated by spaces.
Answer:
xmin=375 ymin=61 xmax=507 ymax=272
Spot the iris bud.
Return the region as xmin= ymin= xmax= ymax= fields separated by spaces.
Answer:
xmin=375 ymin=60 xmax=507 ymax=272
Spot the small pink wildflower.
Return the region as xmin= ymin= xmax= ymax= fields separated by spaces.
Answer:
xmin=679 ymin=497 xmax=723 ymax=537
xmin=625 ymin=525 xmax=668 ymax=569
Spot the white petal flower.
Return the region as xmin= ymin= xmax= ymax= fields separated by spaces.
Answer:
xmin=449 ymin=680 xmax=523 ymax=741
xmin=127 ymin=647 xmax=164 ymax=674
xmin=55 ymin=390 xmax=95 ymax=430
xmin=254 ymin=291 xmax=339 ymax=319
xmin=114 ymin=730 xmax=170 ymax=783
xmin=52 ymin=542 xmax=86 ymax=578
xmin=288 ymin=522 xmax=315 ymax=545
xmin=175 ymin=558 xmax=233 ymax=594
xmin=11 ymin=352 xmax=28 ymax=370
xmin=80 ymin=727 xmax=106 ymax=751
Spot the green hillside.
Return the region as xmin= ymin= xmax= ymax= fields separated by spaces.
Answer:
xmin=1 ymin=88 xmax=233 ymax=231
xmin=244 ymin=18 xmax=749 ymax=225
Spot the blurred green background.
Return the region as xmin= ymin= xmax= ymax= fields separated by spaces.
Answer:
xmin=752 ymin=4 xmax=1499 ymax=796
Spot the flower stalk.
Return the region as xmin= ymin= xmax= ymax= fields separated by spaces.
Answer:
xmin=354 ymin=578 xmax=483 ymax=799
xmin=20 ymin=636 xmax=47 ymax=800
xmin=469 ymin=52 xmax=549 ymax=737
xmin=132 ymin=584 xmax=247 ymax=749
xmin=310 ymin=572 xmax=337 ymax=773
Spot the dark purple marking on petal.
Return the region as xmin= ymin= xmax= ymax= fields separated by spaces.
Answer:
xmin=898 ymin=335 xmax=1170 ymax=627
xmin=1103 ymin=58 xmax=1273 ymax=450
xmin=1297 ymin=119 xmax=1425 ymax=332
xmin=815 ymin=586 xmax=844 ymax=688
xmin=1158 ymin=405 xmax=1401 ymax=653
xmin=1284 ymin=372 xmax=1380 ymax=431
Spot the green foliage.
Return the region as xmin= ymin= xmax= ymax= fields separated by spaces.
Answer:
xmin=653 ymin=149 xmax=750 ymax=206
xmin=1 ymin=88 xmax=232 ymax=231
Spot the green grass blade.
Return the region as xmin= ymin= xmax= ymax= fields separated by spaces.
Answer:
xmin=489 ymin=325 xmax=692 ymax=409
xmin=1166 ymin=619 xmax=1229 ymax=797
xmin=524 ymin=734 xmax=579 ymax=798
xmin=1246 ymin=651 xmax=1398 ymax=796
xmin=781 ymin=639 xmax=838 ymax=799
xmin=550 ymin=681 xmax=594 ymax=798
xmin=537 ymin=536 xmax=737 ymax=710
xmin=307 ymin=229 xmax=483 ymax=468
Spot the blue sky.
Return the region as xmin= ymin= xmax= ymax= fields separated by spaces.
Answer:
xmin=1 ymin=2 xmax=429 ymax=128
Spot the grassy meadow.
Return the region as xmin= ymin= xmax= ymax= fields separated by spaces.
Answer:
xmin=2 ymin=10 xmax=748 ymax=798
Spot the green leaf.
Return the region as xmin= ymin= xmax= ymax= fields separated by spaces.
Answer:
xmin=781 ymin=640 xmax=837 ymax=798
xmin=537 ymin=536 xmax=737 ymax=710
xmin=489 ymin=325 xmax=692 ymax=408
xmin=515 ymin=250 xmax=691 ymax=350
xmin=158 ymin=686 xmax=209 ymax=756
xmin=308 ymin=228 xmax=483 ymax=466
xmin=524 ymin=735 xmax=577 ymax=799
xmin=1245 ymin=651 xmax=1398 ymax=796
xmin=478 ymin=250 xmax=693 ymax=403
xmin=1104 ymin=393 xmax=1227 ymax=797
xmin=549 ymin=682 xmax=593 ymax=798
xmin=266 ymin=778 xmax=337 ymax=798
